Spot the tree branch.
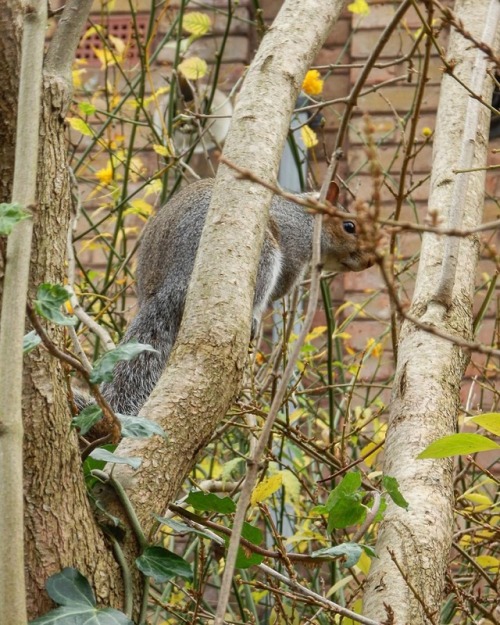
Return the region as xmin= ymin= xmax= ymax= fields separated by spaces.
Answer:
xmin=0 ymin=2 xmax=47 ymax=622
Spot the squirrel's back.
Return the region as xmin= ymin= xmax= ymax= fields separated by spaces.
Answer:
xmin=101 ymin=178 xmax=373 ymax=415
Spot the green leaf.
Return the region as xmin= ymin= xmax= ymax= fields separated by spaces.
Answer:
xmin=23 ymin=330 xmax=41 ymax=354
xmin=136 ymin=546 xmax=193 ymax=583
xmin=72 ymin=405 xmax=103 ymax=436
xmin=310 ymin=504 xmax=329 ymax=515
xmin=186 ymin=491 xmax=236 ymax=514
xmin=34 ymin=283 xmax=77 ymax=326
xmin=117 ymin=414 xmax=166 ymax=439
xmin=0 ymin=202 xmax=30 ymax=235
xmin=155 ymin=516 xmax=213 ymax=539
xmin=46 ymin=568 xmax=95 ymax=607
xmin=78 ymin=101 xmax=96 ymax=116
xmin=83 ymin=444 xmax=116 ymax=480
xmin=417 ymin=433 xmax=500 ymax=459
xmin=311 ymin=542 xmax=363 ymax=568
xmin=67 ymin=117 xmax=93 ymax=137
xmin=360 ymin=544 xmax=377 ymax=558
xmin=29 ymin=605 xmax=133 ymax=625
xmin=325 ymin=472 xmax=366 ymax=531
xmin=233 ymin=523 xmax=264 ymax=569
xmin=90 ymin=341 xmax=158 ymax=384
xmin=382 ymin=476 xmax=409 ymax=510
xmin=89 ymin=448 xmax=141 ymax=469
xmin=468 ymin=413 xmax=500 ymax=436
xmin=372 ymin=495 xmax=387 ymax=523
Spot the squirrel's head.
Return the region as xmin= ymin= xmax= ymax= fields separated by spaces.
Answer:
xmin=320 ymin=182 xmax=376 ymax=273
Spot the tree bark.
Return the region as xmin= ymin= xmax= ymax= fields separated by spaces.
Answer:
xmin=0 ymin=0 xmax=123 ymax=617
xmin=23 ymin=69 xmax=123 ymax=617
xmin=0 ymin=4 xmax=46 ymax=622
xmin=363 ymin=1 xmax=500 ymax=622
xmin=102 ymin=0 xmax=347 ymax=613
xmin=0 ymin=0 xmax=21 ymax=205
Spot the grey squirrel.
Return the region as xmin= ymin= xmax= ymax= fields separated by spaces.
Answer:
xmin=98 ymin=178 xmax=374 ymax=416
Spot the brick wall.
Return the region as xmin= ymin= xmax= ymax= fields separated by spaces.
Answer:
xmin=68 ymin=0 xmax=499 ymax=413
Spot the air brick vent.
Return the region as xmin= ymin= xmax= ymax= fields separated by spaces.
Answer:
xmin=76 ymin=15 xmax=149 ymax=67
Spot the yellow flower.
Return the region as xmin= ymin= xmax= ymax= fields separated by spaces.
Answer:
xmin=347 ymin=0 xmax=370 ymax=16
xmin=302 ymin=70 xmax=324 ymax=96
xmin=95 ymin=162 xmax=113 ymax=186
xmin=301 ymin=125 xmax=318 ymax=148
xmin=422 ymin=126 xmax=433 ymax=137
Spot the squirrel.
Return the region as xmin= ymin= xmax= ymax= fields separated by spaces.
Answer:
xmin=94 ymin=178 xmax=374 ymax=416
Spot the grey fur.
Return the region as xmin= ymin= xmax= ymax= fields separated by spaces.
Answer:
xmin=101 ymin=178 xmax=373 ymax=416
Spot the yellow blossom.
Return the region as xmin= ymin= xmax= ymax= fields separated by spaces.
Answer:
xmin=302 ymin=70 xmax=324 ymax=96
xmin=301 ymin=125 xmax=318 ymax=148
xmin=347 ymin=0 xmax=370 ymax=16
xmin=95 ymin=162 xmax=113 ymax=186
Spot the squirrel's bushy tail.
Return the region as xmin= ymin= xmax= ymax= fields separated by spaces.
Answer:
xmin=101 ymin=288 xmax=184 ymax=415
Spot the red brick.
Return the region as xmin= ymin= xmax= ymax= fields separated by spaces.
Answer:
xmin=344 ymin=264 xmax=386 ymax=291
xmin=345 ymin=290 xmax=392 ymax=321
xmin=346 ymin=319 xmax=391 ymax=350
xmin=323 ymin=17 xmax=350 ymax=49
xmin=351 ymin=4 xmax=424 ymax=30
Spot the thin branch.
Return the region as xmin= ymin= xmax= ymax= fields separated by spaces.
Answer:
xmin=214 ymin=147 xmax=342 ymax=625
xmin=45 ymin=0 xmax=94 ymax=79
xmin=171 ymin=507 xmax=382 ymax=625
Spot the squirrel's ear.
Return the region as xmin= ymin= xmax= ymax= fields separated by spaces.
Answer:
xmin=326 ymin=181 xmax=339 ymax=205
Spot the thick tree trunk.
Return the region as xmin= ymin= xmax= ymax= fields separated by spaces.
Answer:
xmin=0 ymin=0 xmax=21 ymax=205
xmin=23 ymin=71 xmax=122 ymax=617
xmin=363 ymin=1 xmax=500 ymax=622
xmin=0 ymin=1 xmax=122 ymax=618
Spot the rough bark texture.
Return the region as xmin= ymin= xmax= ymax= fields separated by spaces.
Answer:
xmin=101 ymin=0 xmax=347 ymax=614
xmin=0 ymin=0 xmax=21 ymax=205
xmin=363 ymin=1 xmax=499 ymax=622
xmin=23 ymin=72 xmax=123 ymax=618
xmin=0 ymin=0 xmax=123 ymax=617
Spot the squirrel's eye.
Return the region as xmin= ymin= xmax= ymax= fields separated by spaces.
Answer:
xmin=343 ymin=220 xmax=356 ymax=235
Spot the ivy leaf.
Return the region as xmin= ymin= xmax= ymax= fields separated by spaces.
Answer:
xmin=90 ymin=341 xmax=158 ymax=384
xmin=311 ymin=543 xmax=363 ymax=568
xmin=0 ymin=202 xmax=31 ymax=235
xmin=89 ymin=448 xmax=141 ymax=470
xmin=186 ymin=491 xmax=236 ymax=514
xmin=418 ymin=433 xmax=500 ymax=459
xmin=382 ymin=476 xmax=409 ymax=510
xmin=117 ymin=414 xmax=166 ymax=439
xmin=46 ymin=568 xmax=95 ymax=607
xmin=23 ymin=330 xmax=41 ymax=354
xmin=155 ymin=517 xmax=213 ymax=539
xmin=136 ymin=546 xmax=193 ymax=583
xmin=72 ymin=405 xmax=103 ymax=436
xmin=29 ymin=605 xmax=134 ymax=624
xmin=34 ymin=283 xmax=77 ymax=326
xmin=233 ymin=522 xmax=264 ymax=569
